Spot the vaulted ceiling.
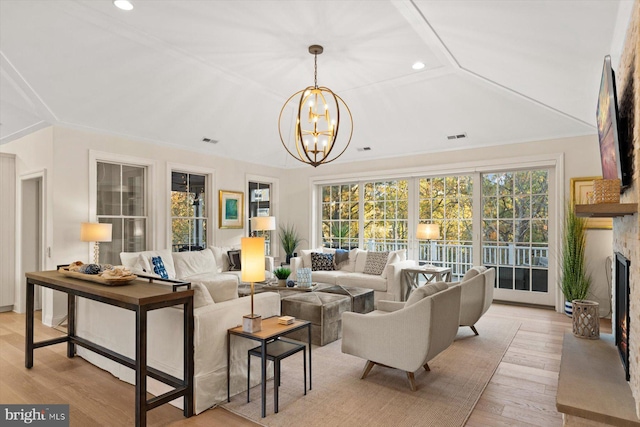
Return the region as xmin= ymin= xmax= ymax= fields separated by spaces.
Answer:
xmin=0 ymin=0 xmax=633 ymax=168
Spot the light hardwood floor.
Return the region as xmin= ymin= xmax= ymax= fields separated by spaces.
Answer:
xmin=0 ymin=304 xmax=611 ymax=426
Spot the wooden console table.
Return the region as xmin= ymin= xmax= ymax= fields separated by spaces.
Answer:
xmin=25 ymin=270 xmax=195 ymax=427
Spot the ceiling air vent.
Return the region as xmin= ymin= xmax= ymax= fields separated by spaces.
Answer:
xmin=202 ymin=137 xmax=218 ymax=144
xmin=447 ymin=133 xmax=467 ymax=140
xmin=357 ymin=147 xmax=372 ymax=152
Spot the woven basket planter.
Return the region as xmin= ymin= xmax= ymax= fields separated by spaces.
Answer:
xmin=572 ymin=300 xmax=599 ymax=339
xmin=593 ymin=178 xmax=620 ymax=203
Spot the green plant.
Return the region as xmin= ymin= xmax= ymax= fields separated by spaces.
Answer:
xmin=273 ymin=267 xmax=291 ymax=280
xmin=559 ymin=205 xmax=591 ymax=302
xmin=278 ymin=223 xmax=303 ymax=256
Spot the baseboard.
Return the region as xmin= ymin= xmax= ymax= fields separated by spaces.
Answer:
xmin=0 ymin=305 xmax=13 ymax=313
xmin=492 ymin=300 xmax=555 ymax=310
xmin=43 ymin=312 xmax=67 ymax=328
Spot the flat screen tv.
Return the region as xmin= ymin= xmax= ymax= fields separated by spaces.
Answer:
xmin=596 ymin=55 xmax=631 ymax=190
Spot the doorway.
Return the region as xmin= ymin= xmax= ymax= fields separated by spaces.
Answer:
xmin=21 ymin=176 xmax=43 ymax=311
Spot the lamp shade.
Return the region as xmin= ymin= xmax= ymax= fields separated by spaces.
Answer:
xmin=251 ymin=216 xmax=276 ymax=231
xmin=80 ymin=222 xmax=112 ymax=242
xmin=417 ymin=223 xmax=440 ymax=240
xmin=241 ymin=237 xmax=265 ymax=283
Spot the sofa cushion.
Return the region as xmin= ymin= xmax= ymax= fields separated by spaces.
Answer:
xmin=354 ymin=250 xmax=368 ymax=273
xmin=301 ymin=247 xmax=324 ymax=268
xmin=173 ymin=248 xmax=218 ymax=278
xmin=310 ymin=270 xmax=345 ymax=285
xmin=337 ymin=272 xmax=387 ymax=292
xmin=340 ymin=248 xmax=363 ymax=273
xmin=192 ymin=282 xmax=215 ymax=308
xmin=363 ymin=251 xmax=389 ymax=275
xmin=209 ymin=245 xmax=238 ymax=272
xmin=120 ymin=249 xmax=176 ymax=279
xmin=406 ymin=282 xmax=449 ymax=306
xmin=227 ymin=250 xmax=241 ymax=271
xmin=186 ymin=272 xmax=239 ymax=303
xmin=311 ymin=252 xmax=335 ymax=271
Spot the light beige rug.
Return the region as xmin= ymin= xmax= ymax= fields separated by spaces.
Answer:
xmin=223 ymin=315 xmax=520 ymax=427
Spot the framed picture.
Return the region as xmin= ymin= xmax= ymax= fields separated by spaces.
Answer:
xmin=570 ymin=176 xmax=612 ymax=229
xmin=219 ymin=190 xmax=244 ymax=229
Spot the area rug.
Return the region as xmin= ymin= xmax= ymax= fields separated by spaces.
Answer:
xmin=222 ymin=315 xmax=520 ymax=427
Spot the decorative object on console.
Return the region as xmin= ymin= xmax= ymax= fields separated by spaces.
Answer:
xmin=241 ymin=237 xmax=265 ymax=333
xmin=559 ymin=204 xmax=591 ymax=316
xmin=219 ymin=190 xmax=244 ymax=229
xmin=273 ymin=267 xmax=291 ymax=286
xmin=278 ymin=223 xmax=303 ymax=264
xmin=80 ymin=222 xmax=112 ymax=264
xmin=278 ymin=45 xmax=353 ymax=167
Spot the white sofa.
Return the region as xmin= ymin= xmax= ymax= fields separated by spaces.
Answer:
xmin=289 ymin=248 xmax=417 ymax=305
xmin=75 ymin=247 xmax=281 ymax=414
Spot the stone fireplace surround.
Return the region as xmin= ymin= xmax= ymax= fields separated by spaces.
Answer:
xmin=613 ymin=1 xmax=639 ymax=417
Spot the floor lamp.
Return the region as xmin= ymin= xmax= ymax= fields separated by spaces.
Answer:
xmin=241 ymin=237 xmax=265 ymax=333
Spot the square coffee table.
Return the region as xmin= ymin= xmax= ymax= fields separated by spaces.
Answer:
xmin=314 ymin=284 xmax=374 ymax=314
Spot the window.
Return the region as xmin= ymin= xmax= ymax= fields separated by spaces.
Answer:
xmin=418 ymin=175 xmax=473 ymax=277
xmin=96 ymin=161 xmax=147 ymax=264
xmin=321 ymin=183 xmax=359 ymax=249
xmin=248 ymin=181 xmax=273 ymax=255
xmin=363 ymin=180 xmax=408 ymax=251
xmin=171 ymin=172 xmax=207 ymax=252
xmin=481 ymin=170 xmax=549 ymax=292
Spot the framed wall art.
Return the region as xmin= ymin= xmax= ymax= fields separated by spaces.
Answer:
xmin=219 ymin=190 xmax=244 ymax=229
xmin=570 ymin=176 xmax=612 ymax=229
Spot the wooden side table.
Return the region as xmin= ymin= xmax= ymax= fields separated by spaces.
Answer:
xmin=402 ymin=266 xmax=452 ymax=300
xmin=227 ymin=317 xmax=311 ymax=418
xmin=25 ymin=270 xmax=194 ymax=427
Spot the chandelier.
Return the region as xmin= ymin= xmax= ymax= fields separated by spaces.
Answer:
xmin=278 ymin=45 xmax=353 ymax=167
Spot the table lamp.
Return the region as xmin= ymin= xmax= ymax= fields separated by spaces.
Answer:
xmin=250 ymin=216 xmax=276 ymax=236
xmin=241 ymin=236 xmax=265 ymax=333
xmin=81 ymin=222 xmax=112 ymax=264
xmin=417 ymin=223 xmax=440 ymax=267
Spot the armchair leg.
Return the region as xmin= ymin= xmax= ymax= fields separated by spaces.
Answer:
xmin=470 ymin=325 xmax=479 ymax=336
xmin=406 ymin=372 xmax=417 ymax=391
xmin=361 ymin=361 xmax=375 ymax=379
xmin=423 ymin=363 xmax=430 ymax=371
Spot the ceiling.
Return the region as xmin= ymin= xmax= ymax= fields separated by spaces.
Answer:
xmin=0 ymin=0 xmax=633 ymax=168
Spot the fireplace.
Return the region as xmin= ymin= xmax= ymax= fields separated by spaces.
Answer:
xmin=615 ymin=252 xmax=631 ymax=382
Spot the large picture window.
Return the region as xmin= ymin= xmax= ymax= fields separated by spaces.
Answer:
xmin=171 ymin=172 xmax=207 ymax=252
xmin=321 ymin=184 xmax=359 ymax=249
xmin=96 ymin=161 xmax=147 ymax=264
xmin=363 ymin=180 xmax=408 ymax=251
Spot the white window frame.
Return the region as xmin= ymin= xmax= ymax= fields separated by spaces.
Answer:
xmin=89 ymin=150 xmax=156 ymax=261
xmin=166 ymin=163 xmax=215 ymax=252
xmin=246 ymin=174 xmax=280 ymax=258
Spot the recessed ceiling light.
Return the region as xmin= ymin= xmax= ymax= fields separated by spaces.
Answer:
xmin=412 ymin=62 xmax=425 ymax=70
xmin=113 ymin=0 xmax=134 ymax=11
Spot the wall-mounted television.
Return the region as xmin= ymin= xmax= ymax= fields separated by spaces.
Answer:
xmin=596 ymin=55 xmax=631 ymax=190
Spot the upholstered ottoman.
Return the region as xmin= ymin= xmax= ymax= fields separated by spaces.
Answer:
xmin=281 ymin=292 xmax=351 ymax=346
xmin=314 ymin=284 xmax=374 ymax=314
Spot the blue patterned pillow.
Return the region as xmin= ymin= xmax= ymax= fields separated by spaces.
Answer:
xmin=151 ymin=256 xmax=169 ymax=279
xmin=311 ymin=252 xmax=334 ymax=271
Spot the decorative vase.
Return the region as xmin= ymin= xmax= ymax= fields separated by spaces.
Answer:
xmin=286 ymin=253 xmax=292 ymax=264
xmin=278 ymin=279 xmax=287 ymax=287
xmin=564 ymin=301 xmax=573 ymax=316
xmin=572 ymin=300 xmax=599 ymax=339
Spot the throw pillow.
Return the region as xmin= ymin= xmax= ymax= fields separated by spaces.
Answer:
xmin=311 ymin=252 xmax=335 ymax=271
xmin=363 ymin=251 xmax=389 ymax=275
xmin=301 ymin=247 xmax=324 ymax=268
xmin=381 ymin=252 xmax=401 ymax=279
xmin=333 ymin=249 xmax=350 ymax=269
xmin=406 ymin=282 xmax=449 ymax=306
xmin=151 ymin=256 xmax=169 ymax=279
xmin=227 ymin=250 xmax=241 ymax=271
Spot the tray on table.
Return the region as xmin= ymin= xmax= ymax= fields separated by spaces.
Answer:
xmin=58 ymin=267 xmax=137 ymax=286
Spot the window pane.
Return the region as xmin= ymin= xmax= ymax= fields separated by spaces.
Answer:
xmin=125 ymin=218 xmax=146 ymax=252
xmin=98 ymin=218 xmax=121 ymax=265
xmin=123 ymin=166 xmax=145 ymax=216
xmin=97 ymin=162 xmax=121 ymax=216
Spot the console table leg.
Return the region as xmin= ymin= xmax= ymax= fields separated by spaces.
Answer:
xmin=25 ymin=280 xmax=34 ymax=369
xmin=67 ymin=293 xmax=76 ymax=358
xmin=135 ymin=307 xmax=148 ymax=427
xmin=261 ymin=341 xmax=267 ymax=418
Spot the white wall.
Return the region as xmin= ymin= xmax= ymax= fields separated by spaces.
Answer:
xmin=281 ymin=134 xmax=612 ymax=313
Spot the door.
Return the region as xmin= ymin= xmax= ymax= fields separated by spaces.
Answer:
xmin=21 ymin=177 xmax=43 ymax=310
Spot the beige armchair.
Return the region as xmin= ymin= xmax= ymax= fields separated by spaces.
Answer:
xmin=341 ymin=283 xmax=461 ymax=391
xmin=455 ymin=266 xmax=496 ymax=335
